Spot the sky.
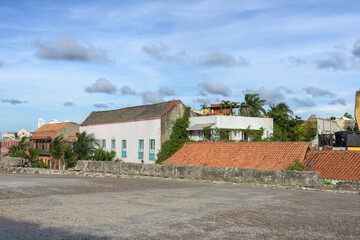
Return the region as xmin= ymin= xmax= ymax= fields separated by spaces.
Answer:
xmin=0 ymin=0 xmax=360 ymax=133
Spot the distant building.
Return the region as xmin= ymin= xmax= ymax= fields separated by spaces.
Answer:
xmin=0 ymin=129 xmax=31 ymax=156
xmin=187 ymin=115 xmax=273 ymax=141
xmin=80 ymin=100 xmax=187 ymax=163
xmin=30 ymin=122 xmax=79 ymax=169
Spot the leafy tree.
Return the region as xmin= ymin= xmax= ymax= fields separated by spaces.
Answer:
xmin=74 ymin=131 xmax=97 ymax=160
xmin=64 ymin=144 xmax=77 ymax=169
xmin=50 ymin=135 xmax=66 ymax=170
xmin=7 ymin=136 xmax=31 ymax=158
xmin=231 ymin=101 xmax=239 ymax=115
xmin=200 ymin=103 xmax=208 ymax=109
xmin=92 ymin=147 xmax=116 ymax=161
xmin=293 ymin=121 xmax=317 ymax=141
xmin=267 ymin=103 xmax=303 ymax=141
xmin=344 ymin=112 xmax=353 ymax=119
xmin=28 ymin=147 xmax=41 ymax=163
xmin=240 ymin=93 xmax=266 ymax=116
xmin=221 ymin=100 xmax=231 ymax=115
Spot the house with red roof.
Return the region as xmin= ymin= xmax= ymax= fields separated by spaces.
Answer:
xmin=163 ymin=142 xmax=360 ymax=182
xmin=303 ymin=150 xmax=360 ymax=181
xmin=31 ymin=122 xmax=79 ymax=169
xmin=163 ymin=142 xmax=309 ymax=169
xmin=80 ymin=100 xmax=188 ymax=164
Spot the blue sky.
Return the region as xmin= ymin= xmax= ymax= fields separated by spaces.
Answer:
xmin=1 ymin=0 xmax=360 ymax=133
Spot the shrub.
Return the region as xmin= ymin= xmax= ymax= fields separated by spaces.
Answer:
xmin=286 ymin=159 xmax=305 ymax=171
xmin=156 ymin=107 xmax=191 ymax=164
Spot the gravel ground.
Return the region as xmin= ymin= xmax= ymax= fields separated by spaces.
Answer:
xmin=0 ymin=173 xmax=359 ymax=240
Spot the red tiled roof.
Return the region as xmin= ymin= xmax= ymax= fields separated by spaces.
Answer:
xmin=32 ymin=122 xmax=70 ymax=134
xmin=163 ymin=142 xmax=310 ymax=170
xmin=304 ymin=150 xmax=360 ymax=181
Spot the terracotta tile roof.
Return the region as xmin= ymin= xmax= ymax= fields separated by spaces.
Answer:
xmin=32 ymin=122 xmax=70 ymax=134
xmin=304 ymin=150 xmax=360 ymax=181
xmin=163 ymin=142 xmax=310 ymax=170
xmin=81 ymin=100 xmax=181 ymax=126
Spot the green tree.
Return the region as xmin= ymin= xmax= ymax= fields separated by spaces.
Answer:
xmin=92 ymin=147 xmax=116 ymax=161
xmin=28 ymin=147 xmax=41 ymax=163
xmin=74 ymin=132 xmax=97 ymax=160
xmin=7 ymin=136 xmax=31 ymax=158
xmin=241 ymin=93 xmax=266 ymax=116
xmin=220 ymin=100 xmax=231 ymax=115
xmin=293 ymin=121 xmax=317 ymax=141
xmin=50 ymin=135 xmax=66 ymax=170
xmin=344 ymin=112 xmax=353 ymax=119
xmin=267 ymin=103 xmax=303 ymax=141
xmin=230 ymin=101 xmax=239 ymax=115
xmin=64 ymin=144 xmax=77 ymax=169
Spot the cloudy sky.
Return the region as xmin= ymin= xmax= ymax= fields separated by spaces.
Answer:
xmin=1 ymin=0 xmax=359 ymax=133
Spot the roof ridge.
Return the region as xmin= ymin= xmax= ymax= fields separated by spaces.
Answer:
xmin=91 ymin=100 xmax=176 ymax=114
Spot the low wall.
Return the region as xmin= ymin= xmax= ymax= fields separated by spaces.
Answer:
xmin=74 ymin=161 xmax=322 ymax=187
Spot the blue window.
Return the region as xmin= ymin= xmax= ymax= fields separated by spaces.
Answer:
xmin=138 ymin=139 xmax=144 ymax=159
xmin=121 ymin=140 xmax=127 ymax=158
xmin=101 ymin=139 xmax=106 ymax=149
xmin=149 ymin=139 xmax=155 ymax=160
xmin=111 ymin=139 xmax=115 ymax=152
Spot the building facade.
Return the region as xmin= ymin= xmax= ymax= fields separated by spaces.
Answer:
xmin=187 ymin=115 xmax=273 ymax=141
xmin=31 ymin=122 xmax=79 ymax=169
xmin=0 ymin=129 xmax=31 ymax=156
xmin=79 ymin=100 xmax=186 ymax=164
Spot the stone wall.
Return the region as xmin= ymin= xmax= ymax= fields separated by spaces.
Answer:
xmin=74 ymin=160 xmax=322 ymax=188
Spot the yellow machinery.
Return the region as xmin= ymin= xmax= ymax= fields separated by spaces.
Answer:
xmin=356 ymin=91 xmax=360 ymax=131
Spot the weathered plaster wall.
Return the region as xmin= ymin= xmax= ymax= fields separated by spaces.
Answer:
xmin=58 ymin=122 xmax=79 ymax=138
xmin=160 ymin=101 xmax=186 ymax=144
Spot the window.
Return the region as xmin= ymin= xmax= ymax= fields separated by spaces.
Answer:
xmin=111 ymin=139 xmax=115 ymax=152
xmin=149 ymin=139 xmax=155 ymax=160
xmin=101 ymin=139 xmax=106 ymax=148
xmin=122 ymin=140 xmax=127 ymax=158
xmin=138 ymin=139 xmax=144 ymax=159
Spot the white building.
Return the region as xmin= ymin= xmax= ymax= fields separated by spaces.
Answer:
xmin=79 ymin=100 xmax=186 ymax=164
xmin=187 ymin=115 xmax=273 ymax=141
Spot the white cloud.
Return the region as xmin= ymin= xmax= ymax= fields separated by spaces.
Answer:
xmin=158 ymin=86 xmax=175 ymax=96
xmin=85 ymin=78 xmax=117 ymax=94
xmin=198 ymin=51 xmax=249 ymax=68
xmin=198 ymin=79 xmax=231 ymax=97
xmin=35 ymin=37 xmax=110 ymax=63
xmin=141 ymin=91 xmax=164 ymax=104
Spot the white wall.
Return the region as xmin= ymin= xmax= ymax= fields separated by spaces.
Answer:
xmin=188 ymin=115 xmax=273 ymax=141
xmin=80 ymin=119 xmax=161 ymax=164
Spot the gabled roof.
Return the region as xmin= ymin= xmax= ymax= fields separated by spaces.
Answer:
xmin=81 ymin=100 xmax=180 ymax=126
xmin=304 ymin=150 xmax=360 ymax=181
xmin=163 ymin=142 xmax=309 ymax=170
xmin=32 ymin=122 xmax=71 ymax=134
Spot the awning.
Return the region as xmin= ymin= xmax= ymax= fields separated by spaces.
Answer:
xmin=186 ymin=123 xmax=215 ymax=131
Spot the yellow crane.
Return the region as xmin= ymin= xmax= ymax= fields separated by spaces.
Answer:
xmin=356 ymin=91 xmax=360 ymax=131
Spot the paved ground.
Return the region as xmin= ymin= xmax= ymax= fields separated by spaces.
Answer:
xmin=0 ymin=174 xmax=359 ymax=240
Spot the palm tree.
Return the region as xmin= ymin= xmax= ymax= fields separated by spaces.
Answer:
xmin=221 ymin=100 xmax=231 ymax=115
xmin=7 ymin=136 xmax=31 ymax=158
xmin=92 ymin=147 xmax=116 ymax=161
xmin=50 ymin=135 xmax=66 ymax=170
xmin=74 ymin=132 xmax=97 ymax=160
xmin=241 ymin=93 xmax=266 ymax=116
xmin=344 ymin=112 xmax=353 ymax=119
xmin=64 ymin=144 xmax=76 ymax=169
xmin=231 ymin=101 xmax=239 ymax=115
xmin=28 ymin=147 xmax=41 ymax=163
xmin=268 ymin=103 xmax=293 ymax=119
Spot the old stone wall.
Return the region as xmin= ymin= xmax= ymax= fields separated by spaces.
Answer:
xmin=74 ymin=160 xmax=322 ymax=188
